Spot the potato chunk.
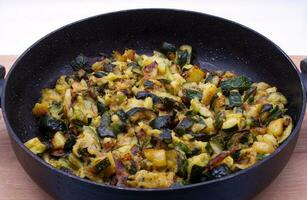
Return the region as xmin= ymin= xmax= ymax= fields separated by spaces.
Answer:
xmin=185 ymin=66 xmax=206 ymax=83
xmin=201 ymin=83 xmax=217 ymax=105
xmin=267 ymin=118 xmax=284 ymax=137
xmin=144 ymin=149 xmax=167 ymax=167
xmin=252 ymin=141 xmax=274 ymax=154
xmin=25 ymin=137 xmax=46 ymax=154
xmin=127 ymin=170 xmax=174 ymax=188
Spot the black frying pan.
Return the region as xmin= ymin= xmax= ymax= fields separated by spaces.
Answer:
xmin=1 ymin=9 xmax=306 ymax=200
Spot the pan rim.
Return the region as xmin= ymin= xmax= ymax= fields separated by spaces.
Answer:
xmin=2 ymin=8 xmax=306 ymax=192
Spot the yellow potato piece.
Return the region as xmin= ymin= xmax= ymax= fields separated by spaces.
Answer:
xmin=253 ymin=141 xmax=274 ymax=154
xmin=201 ymin=83 xmax=217 ymax=105
xmin=144 ymin=149 xmax=167 ymax=167
xmin=267 ymin=118 xmax=284 ymax=137
xmin=24 ymin=137 xmax=46 ymax=154
xmin=186 ymin=66 xmax=206 ymax=83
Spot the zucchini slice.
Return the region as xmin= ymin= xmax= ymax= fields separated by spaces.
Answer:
xmin=174 ymin=117 xmax=194 ymax=136
xmin=222 ymin=117 xmax=239 ymax=132
xmin=127 ymin=107 xmax=157 ymax=123
xmin=150 ymin=115 xmax=173 ymax=130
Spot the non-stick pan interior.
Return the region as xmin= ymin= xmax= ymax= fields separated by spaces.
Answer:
xmin=4 ymin=9 xmax=304 ymax=142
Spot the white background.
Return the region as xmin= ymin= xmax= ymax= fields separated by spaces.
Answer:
xmin=0 ymin=0 xmax=306 ymax=55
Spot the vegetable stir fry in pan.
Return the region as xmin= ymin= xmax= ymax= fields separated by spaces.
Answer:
xmin=25 ymin=43 xmax=293 ymax=188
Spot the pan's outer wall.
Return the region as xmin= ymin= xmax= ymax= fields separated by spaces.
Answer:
xmin=2 ymin=9 xmax=305 ymax=200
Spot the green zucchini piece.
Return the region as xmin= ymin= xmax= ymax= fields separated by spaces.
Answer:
xmin=234 ymin=106 xmax=243 ymax=113
xmin=136 ymin=91 xmax=161 ymax=103
xmin=126 ymin=164 xmax=137 ymax=175
xmin=143 ymin=80 xmax=154 ymax=89
xmin=174 ymin=117 xmax=194 ymax=136
xmin=100 ymin=113 xmax=111 ymax=127
xmin=190 ymin=165 xmax=204 ymax=183
xmin=95 ymin=157 xmax=111 ymax=173
xmin=176 ymin=151 xmax=188 ymax=177
xmin=221 ymin=117 xmax=239 ymax=132
xmin=115 ymin=109 xmax=128 ymax=121
xmin=206 ymin=164 xmax=231 ymax=180
xmin=161 ymin=97 xmax=186 ymax=111
xmin=149 ymin=115 xmax=173 ymax=129
xmin=64 ymin=134 xmax=76 ymax=151
xmin=159 ymin=129 xmax=172 ymax=144
xmin=205 ymin=74 xmax=220 ymax=86
xmin=161 ymin=42 xmax=177 ymax=54
xmin=175 ymin=142 xmax=192 ymax=155
xmin=243 ymin=86 xmax=257 ymax=102
xmin=259 ymin=104 xmax=273 ymax=123
xmin=97 ymin=126 xmax=116 ymax=138
xmin=261 ymin=104 xmax=273 ymax=113
xmin=256 ymin=154 xmax=267 ymax=161
xmin=126 ymin=107 xmax=157 ymax=123
xmin=247 ymin=117 xmax=260 ymax=127
xmin=227 ymin=131 xmax=249 ymax=149
xmin=70 ymin=54 xmax=88 ymax=71
xmin=221 ymin=75 xmax=252 ymax=93
xmin=185 ymin=109 xmax=198 ymax=117
xmin=209 ymin=141 xmax=223 ymax=154
xmin=231 ymin=150 xmax=241 ymax=161
xmin=209 ymin=132 xmax=227 ymax=154
xmin=157 ymin=78 xmax=171 ymax=84
xmin=97 ymin=101 xmax=107 ymax=114
xmin=93 ymin=71 xmax=108 ymax=78
xmin=176 ymin=50 xmax=189 ymax=67
xmin=39 ymin=115 xmax=67 ymax=132
xmin=183 ymin=89 xmax=202 ymax=101
xmin=214 ymin=111 xmax=226 ymax=129
xmin=78 ymin=148 xmax=92 ymax=157
xmin=179 ymin=45 xmax=192 ymax=65
xmin=129 ymin=62 xmax=142 ymax=75
xmin=265 ymin=106 xmax=283 ymax=125
xmin=49 ymin=102 xmax=62 ymax=118
xmin=127 ymin=61 xmax=139 ymax=68
xmin=97 ymin=113 xmax=116 ymax=138
xmin=111 ymin=122 xmax=127 ymax=134
xmin=191 ymin=133 xmax=211 ymax=141
xmin=259 ymin=105 xmax=283 ymax=125
xmin=103 ymin=63 xmax=116 ymax=73
xmin=228 ymin=90 xmax=242 ymax=108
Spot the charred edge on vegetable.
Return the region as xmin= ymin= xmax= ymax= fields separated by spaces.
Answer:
xmin=95 ymin=157 xmax=111 ymax=173
xmin=149 ymin=115 xmax=174 ymax=129
xmin=159 ymin=129 xmax=172 ymax=144
xmin=93 ymin=71 xmax=108 ymax=78
xmin=126 ymin=107 xmax=157 ymax=123
xmin=39 ymin=115 xmax=67 ymax=133
xmin=143 ymin=80 xmax=154 ymax=89
xmin=135 ymin=91 xmax=161 ymax=104
xmin=64 ymin=134 xmax=76 ymax=151
xmin=174 ymin=118 xmax=194 ymax=136
xmin=70 ymin=54 xmax=88 ymax=71
xmin=206 ymin=164 xmax=231 ymax=180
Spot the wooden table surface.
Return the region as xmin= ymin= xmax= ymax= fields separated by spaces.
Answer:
xmin=0 ymin=55 xmax=306 ymax=200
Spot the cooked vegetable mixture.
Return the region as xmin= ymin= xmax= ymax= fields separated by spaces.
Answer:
xmin=25 ymin=43 xmax=293 ymax=188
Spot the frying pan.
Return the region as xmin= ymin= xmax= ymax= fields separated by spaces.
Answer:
xmin=0 ymin=9 xmax=306 ymax=200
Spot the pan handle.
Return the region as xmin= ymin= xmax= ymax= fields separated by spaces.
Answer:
xmin=0 ymin=64 xmax=6 ymax=107
xmin=300 ymin=58 xmax=307 ymax=95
